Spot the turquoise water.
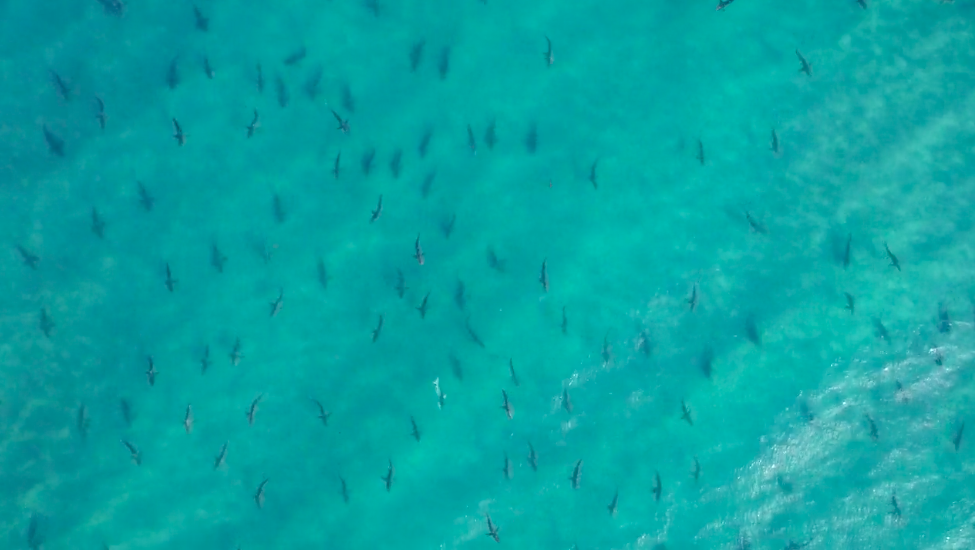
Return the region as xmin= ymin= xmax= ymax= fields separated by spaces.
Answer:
xmin=3 ymin=0 xmax=974 ymax=548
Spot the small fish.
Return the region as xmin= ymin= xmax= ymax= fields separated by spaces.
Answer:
xmin=691 ymin=456 xmax=701 ymax=481
xmin=601 ymin=333 xmax=612 ymax=365
xmin=273 ymin=193 xmax=286 ymax=223
xmin=525 ymin=123 xmax=538 ymax=153
xmin=770 ymin=129 xmax=779 ymax=154
xmin=889 ymin=493 xmax=901 ymax=518
xmin=332 ymin=152 xmax=341 ymax=179
xmin=172 ymin=118 xmax=186 ymax=146
xmin=539 ymin=259 xmax=549 ymax=292
xmin=39 ymin=307 xmax=54 ymax=338
xmin=146 ymin=356 xmax=157 ymax=386
xmin=184 ymin=404 xmax=193 ymax=433
xmin=247 ymin=394 xmax=263 ymax=425
xmin=745 ymin=212 xmax=767 ymax=234
xmin=441 ymin=213 xmax=456 ymax=239
xmin=120 ymin=398 xmax=133 ymax=427
xmin=283 ymin=46 xmax=307 ymax=66
xmin=381 ymin=459 xmax=394 ymax=491
xmin=509 ymin=359 xmax=520 ymax=386
xmin=680 ymin=399 xmax=693 ymax=426
xmin=884 ymin=241 xmax=900 ymax=271
xmin=485 ymin=514 xmax=501 ymax=543
xmin=203 ymin=57 xmax=214 ymax=79
xmin=192 ymin=5 xmax=209 ymax=31
xmin=953 ymin=421 xmax=964 ymax=451
xmin=465 ymin=316 xmax=486 ymax=348
xmin=317 ymin=258 xmax=331 ymax=291
xmin=865 ymin=413 xmax=879 ymax=441
xmin=467 ymin=124 xmax=477 ymax=155
xmin=416 ymin=291 xmax=430 ymax=319
xmin=652 ymin=471 xmax=662 ymax=502
xmin=796 ymin=49 xmax=812 ymax=76
xmin=410 ymin=416 xmax=421 ymax=442
xmin=164 ymin=263 xmax=177 ymax=292
xmin=501 ymin=390 xmax=514 ymax=419
xmin=487 ymin=247 xmax=506 ymax=273
xmin=607 ymin=490 xmax=618 ymax=515
xmin=246 ymin=109 xmax=260 ymax=138
xmin=700 ymin=346 xmax=714 ymax=379
xmin=779 ymin=476 xmax=797 ymax=494
xmin=695 ymin=139 xmax=705 ymax=165
xmin=450 ymin=354 xmax=464 ymax=382
xmin=485 ymin=119 xmax=497 ymax=149
xmin=744 ymin=314 xmax=761 ymax=346
xmin=370 ymin=195 xmax=383 ymax=223
xmin=589 ymin=159 xmax=599 ymax=189
xmin=843 ymin=233 xmax=852 ymax=268
xmin=254 ymin=478 xmax=269 ymax=509
xmin=543 ymin=36 xmax=554 ymax=66
xmin=77 ymin=404 xmax=90 ymax=439
xmin=687 ymin=284 xmax=699 ymax=311
xmin=418 ymin=128 xmax=433 ymax=158
xmin=361 ymin=148 xmax=376 ymax=175
xmin=42 ymin=125 xmax=64 ymax=157
xmin=214 ymin=442 xmax=228 ymax=469
xmin=167 ymin=58 xmax=181 ymax=89
xmin=414 ymin=234 xmax=425 ymax=265
xmin=200 ymin=345 xmax=211 ymax=374
xmin=421 ymin=171 xmax=435 ymax=198
xmin=91 ymin=208 xmax=106 ymax=238
xmin=122 ymin=439 xmax=142 ymax=465
xmin=938 ymin=302 xmax=951 ymax=333
xmin=305 ymin=67 xmax=323 ymax=100
xmin=331 ymin=109 xmax=350 ymax=134
xmin=433 ymin=377 xmax=446 ymax=409
xmin=339 ymin=476 xmax=350 ymax=503
xmin=230 ymin=338 xmax=242 ymax=366
xmin=454 ymin=280 xmax=466 ymax=310
xmin=137 ymin=181 xmax=154 ymax=211
xmin=409 ymin=40 xmax=425 ymax=72
xmin=527 ymin=442 xmax=538 ymax=471
xmin=372 ymin=314 xmax=384 ymax=343
xmin=569 ymin=459 xmax=583 ymax=489
xmin=364 ymin=0 xmax=381 ymax=17
xmin=562 ymin=388 xmax=573 ymax=413
xmin=637 ymin=330 xmax=652 ymax=357
xmin=210 ymin=244 xmax=227 ymax=273
xmin=310 ymin=398 xmax=331 ymax=426
xmin=873 ymin=318 xmax=889 ymax=341
xmin=502 ymin=453 xmax=513 ymax=480
xmin=395 ymin=269 xmax=408 ymax=298
xmin=275 ymin=75 xmax=289 ymax=107
xmin=269 ymin=288 xmax=283 ymax=317
xmin=716 ymin=0 xmax=736 ymax=10
xmin=27 ymin=513 xmax=43 ymax=550
xmin=438 ymin=46 xmax=450 ymax=79
xmin=96 ymin=0 xmax=125 ymax=16
xmin=95 ymin=96 xmax=107 ymax=129
xmin=51 ymin=71 xmax=71 ymax=100
xmin=389 ymin=150 xmax=402 ymax=178
xmin=844 ymin=292 xmax=855 ymax=314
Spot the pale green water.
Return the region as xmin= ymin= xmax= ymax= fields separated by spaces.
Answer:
xmin=1 ymin=0 xmax=974 ymax=548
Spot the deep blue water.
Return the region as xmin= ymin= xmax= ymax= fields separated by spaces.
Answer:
xmin=2 ymin=0 xmax=975 ymax=548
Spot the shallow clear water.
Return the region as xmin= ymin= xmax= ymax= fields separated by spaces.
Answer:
xmin=2 ymin=0 xmax=974 ymax=548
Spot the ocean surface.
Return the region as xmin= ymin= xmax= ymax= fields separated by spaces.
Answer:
xmin=2 ymin=0 xmax=974 ymax=548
